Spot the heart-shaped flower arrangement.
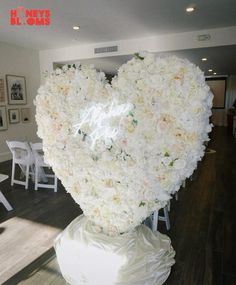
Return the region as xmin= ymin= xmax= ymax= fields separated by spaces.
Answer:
xmin=36 ymin=53 xmax=213 ymax=235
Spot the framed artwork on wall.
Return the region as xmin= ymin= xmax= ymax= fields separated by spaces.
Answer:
xmin=8 ymin=108 xmax=20 ymax=124
xmin=0 ymin=79 xmax=5 ymax=104
xmin=21 ymin=108 xmax=31 ymax=123
xmin=6 ymin=75 xmax=27 ymax=105
xmin=0 ymin=106 xmax=8 ymax=131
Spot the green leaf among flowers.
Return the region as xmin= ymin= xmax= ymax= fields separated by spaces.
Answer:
xmin=169 ymin=158 xmax=178 ymax=167
xmin=134 ymin=53 xmax=144 ymax=60
xmin=132 ymin=119 xmax=138 ymax=126
xmin=107 ymin=145 xmax=113 ymax=151
xmin=139 ymin=201 xmax=146 ymax=207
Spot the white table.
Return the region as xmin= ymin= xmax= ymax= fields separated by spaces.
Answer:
xmin=0 ymin=174 xmax=13 ymax=211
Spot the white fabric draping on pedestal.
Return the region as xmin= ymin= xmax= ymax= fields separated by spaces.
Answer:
xmin=55 ymin=215 xmax=175 ymax=285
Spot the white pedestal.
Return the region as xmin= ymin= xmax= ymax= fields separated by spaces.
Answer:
xmin=55 ymin=215 xmax=175 ymax=285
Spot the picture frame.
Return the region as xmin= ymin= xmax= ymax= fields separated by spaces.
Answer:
xmin=0 ymin=106 xmax=8 ymax=131
xmin=21 ymin=108 xmax=31 ymax=123
xmin=0 ymin=79 xmax=5 ymax=104
xmin=8 ymin=108 xmax=20 ymax=124
xmin=6 ymin=75 xmax=27 ymax=105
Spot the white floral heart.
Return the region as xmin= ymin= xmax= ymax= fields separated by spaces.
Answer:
xmin=36 ymin=53 xmax=212 ymax=235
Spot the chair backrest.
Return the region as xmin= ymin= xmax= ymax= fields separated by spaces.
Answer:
xmin=6 ymin=141 xmax=34 ymax=165
xmin=30 ymin=142 xmax=43 ymax=152
xmin=30 ymin=142 xmax=48 ymax=166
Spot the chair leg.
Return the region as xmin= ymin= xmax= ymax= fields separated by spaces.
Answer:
xmin=25 ymin=165 xmax=29 ymax=190
xmin=30 ymin=165 xmax=35 ymax=182
xmin=0 ymin=191 xmax=13 ymax=211
xmin=152 ymin=211 xmax=158 ymax=231
xmin=35 ymin=164 xmax=38 ymax=191
xmin=11 ymin=160 xmax=15 ymax=186
xmin=175 ymin=192 xmax=178 ymax=201
xmin=54 ymin=176 xmax=58 ymax=193
xmin=164 ymin=206 xmax=170 ymax=230
xmin=167 ymin=200 xmax=171 ymax=211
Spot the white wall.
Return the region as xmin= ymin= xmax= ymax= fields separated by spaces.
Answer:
xmin=39 ymin=26 xmax=236 ymax=79
xmin=39 ymin=26 xmax=236 ymax=128
xmin=0 ymin=42 xmax=40 ymax=162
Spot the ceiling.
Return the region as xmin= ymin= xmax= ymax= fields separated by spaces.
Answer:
xmin=59 ymin=45 xmax=236 ymax=76
xmin=0 ymin=0 xmax=236 ymax=50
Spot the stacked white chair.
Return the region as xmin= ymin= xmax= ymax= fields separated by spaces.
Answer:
xmin=151 ymin=171 xmax=196 ymax=232
xmin=152 ymin=180 xmax=187 ymax=231
xmin=6 ymin=141 xmax=34 ymax=190
xmin=30 ymin=142 xmax=58 ymax=192
xmin=152 ymin=206 xmax=170 ymax=231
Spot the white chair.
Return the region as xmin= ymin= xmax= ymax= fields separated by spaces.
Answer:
xmin=0 ymin=174 xmax=13 ymax=211
xmin=152 ymin=206 xmax=170 ymax=231
xmin=6 ymin=141 xmax=34 ymax=190
xmin=30 ymin=143 xmax=58 ymax=192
